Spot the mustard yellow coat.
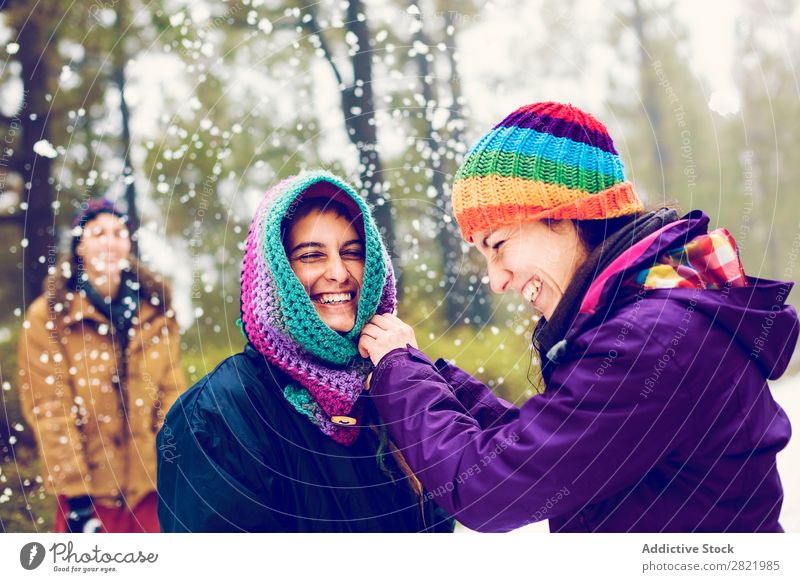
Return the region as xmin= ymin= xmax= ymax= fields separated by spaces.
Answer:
xmin=18 ymin=269 xmax=186 ymax=508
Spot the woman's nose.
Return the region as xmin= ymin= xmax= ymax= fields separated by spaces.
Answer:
xmin=488 ymin=264 xmax=511 ymax=294
xmin=325 ymin=256 xmax=349 ymax=282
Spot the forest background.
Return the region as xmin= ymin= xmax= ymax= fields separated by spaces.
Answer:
xmin=1 ymin=0 xmax=799 ymax=531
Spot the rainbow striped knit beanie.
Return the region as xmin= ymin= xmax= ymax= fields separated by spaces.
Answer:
xmin=452 ymin=102 xmax=644 ymax=242
xmin=240 ymin=170 xmax=396 ymax=445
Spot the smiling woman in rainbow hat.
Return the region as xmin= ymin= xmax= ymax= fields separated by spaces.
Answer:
xmin=156 ymin=171 xmax=452 ymax=532
xmin=358 ymin=102 xmax=798 ymax=532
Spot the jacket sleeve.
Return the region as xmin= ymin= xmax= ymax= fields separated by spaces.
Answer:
xmin=431 ymin=356 xmax=519 ymax=429
xmin=153 ymin=317 xmax=186 ymax=432
xmin=376 ymin=349 xmax=518 ymax=430
xmin=369 ymin=321 xmax=692 ymax=532
xmin=156 ymin=386 xmax=288 ymax=532
xmin=17 ymin=301 xmax=91 ymax=498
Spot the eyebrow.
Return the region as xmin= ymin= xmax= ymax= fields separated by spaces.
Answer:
xmin=289 ymin=239 xmax=363 ymax=255
xmin=289 ymin=242 xmax=324 ymax=254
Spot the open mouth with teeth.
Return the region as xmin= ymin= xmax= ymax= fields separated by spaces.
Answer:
xmin=311 ymin=291 xmax=357 ymax=306
xmin=521 ymin=275 xmax=544 ymax=307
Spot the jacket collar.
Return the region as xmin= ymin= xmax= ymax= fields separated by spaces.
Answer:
xmin=61 ymin=289 xmax=107 ymax=327
xmin=578 ymin=210 xmax=710 ymax=316
xmin=60 ymin=287 xmax=157 ymax=329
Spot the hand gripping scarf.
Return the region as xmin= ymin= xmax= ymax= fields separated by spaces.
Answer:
xmin=240 ymin=171 xmax=396 ymax=445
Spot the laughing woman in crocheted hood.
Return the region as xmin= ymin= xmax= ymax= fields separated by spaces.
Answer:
xmin=156 ymin=171 xmax=453 ymax=532
xmin=358 ymin=102 xmax=798 ymax=533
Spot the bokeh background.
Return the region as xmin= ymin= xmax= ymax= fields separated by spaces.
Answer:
xmin=1 ymin=0 xmax=798 ymax=532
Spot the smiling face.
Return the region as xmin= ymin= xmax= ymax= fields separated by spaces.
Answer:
xmin=473 ymin=220 xmax=588 ymax=320
xmin=76 ymin=213 xmax=131 ymax=280
xmin=285 ymin=208 xmax=365 ymax=333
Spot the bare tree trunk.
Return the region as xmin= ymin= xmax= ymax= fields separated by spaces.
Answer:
xmin=413 ymin=11 xmax=489 ymax=325
xmin=11 ymin=5 xmax=56 ymax=306
xmin=631 ymin=0 xmax=669 ymax=198
xmin=303 ymin=0 xmax=399 ymax=292
xmin=112 ymin=4 xmax=140 ymax=255
xmin=343 ymin=0 xmax=395 ymax=255
xmin=442 ymin=10 xmax=491 ymax=325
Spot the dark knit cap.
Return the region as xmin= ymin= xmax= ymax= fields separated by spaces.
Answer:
xmin=70 ymin=198 xmax=127 ymax=257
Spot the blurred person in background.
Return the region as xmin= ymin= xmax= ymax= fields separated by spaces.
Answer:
xmin=18 ymin=198 xmax=186 ymax=533
xmin=157 ymin=171 xmax=452 ymax=532
xmin=359 ymin=102 xmax=798 ymax=533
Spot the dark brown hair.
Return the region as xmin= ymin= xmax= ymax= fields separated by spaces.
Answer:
xmin=572 ymin=214 xmax=642 ymax=252
xmin=280 ymin=197 xmax=360 ymax=250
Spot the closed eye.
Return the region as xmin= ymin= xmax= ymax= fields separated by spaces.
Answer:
xmin=341 ymin=240 xmax=365 ymax=260
xmin=342 ymin=249 xmax=365 ymax=259
xmin=492 ymin=239 xmax=506 ymax=251
xmin=294 ymin=252 xmax=325 ymax=262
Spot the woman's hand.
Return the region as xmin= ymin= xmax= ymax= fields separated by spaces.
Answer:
xmin=358 ymin=313 xmax=418 ymax=366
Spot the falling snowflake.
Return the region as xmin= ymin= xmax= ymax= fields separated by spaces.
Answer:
xmin=258 ymin=18 xmax=273 ymax=34
xmin=33 ymin=140 xmax=58 ymax=158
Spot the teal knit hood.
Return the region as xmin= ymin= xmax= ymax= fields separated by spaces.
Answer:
xmin=240 ymin=171 xmax=396 ymax=445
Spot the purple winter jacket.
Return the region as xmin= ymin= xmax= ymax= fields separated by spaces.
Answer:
xmin=370 ymin=211 xmax=798 ymax=532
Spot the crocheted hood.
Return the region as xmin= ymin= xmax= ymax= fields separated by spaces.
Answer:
xmin=240 ymin=170 xmax=396 ymax=445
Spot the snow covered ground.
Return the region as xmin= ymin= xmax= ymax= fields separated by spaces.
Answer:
xmin=456 ymin=373 xmax=800 ymax=534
